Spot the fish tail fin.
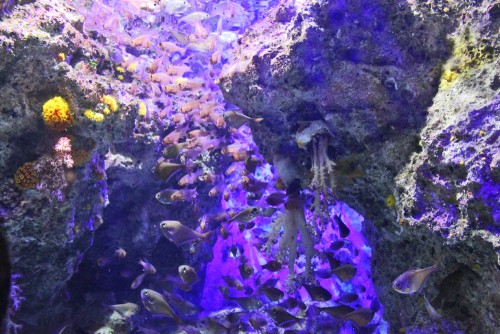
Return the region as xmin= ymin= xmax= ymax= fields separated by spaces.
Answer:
xmin=253 ymin=117 xmax=264 ymax=123
xmin=172 ymin=312 xmax=183 ymax=325
xmin=192 ymin=187 xmax=199 ymax=211
xmin=216 ymin=16 xmax=223 ymax=35
xmin=202 ymin=230 xmax=215 ymax=241
xmin=308 ymin=304 xmax=320 ymax=315
xmin=164 ymin=167 xmax=184 ymax=184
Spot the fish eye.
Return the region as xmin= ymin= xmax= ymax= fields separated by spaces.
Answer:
xmin=144 ymin=291 xmax=148 ymax=296
xmin=252 ymin=208 xmax=258 ymax=212
xmin=155 ymin=193 xmax=160 ymax=199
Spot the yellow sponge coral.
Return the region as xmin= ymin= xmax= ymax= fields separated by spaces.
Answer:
xmin=42 ymin=96 xmax=75 ymax=131
xmin=101 ymin=95 xmax=118 ymax=112
xmin=84 ymin=109 xmax=104 ymax=122
xmin=137 ymin=101 xmax=147 ymax=116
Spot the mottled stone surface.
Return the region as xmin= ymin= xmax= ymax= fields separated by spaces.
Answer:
xmin=0 ymin=1 xmax=153 ymax=331
xmin=219 ymin=0 xmax=449 ymax=224
xmin=219 ymin=0 xmax=499 ymax=332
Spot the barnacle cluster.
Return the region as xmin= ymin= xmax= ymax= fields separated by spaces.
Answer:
xmin=42 ymin=96 xmax=75 ymax=131
xmin=14 ymin=162 xmax=39 ymax=189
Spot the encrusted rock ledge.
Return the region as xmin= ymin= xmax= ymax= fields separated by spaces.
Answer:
xmin=219 ymin=0 xmax=499 ymax=332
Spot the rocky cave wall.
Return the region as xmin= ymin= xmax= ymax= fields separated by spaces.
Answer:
xmin=0 ymin=0 xmax=497 ymax=332
xmin=218 ymin=0 xmax=499 ymax=333
xmin=0 ymin=1 xmax=168 ymax=331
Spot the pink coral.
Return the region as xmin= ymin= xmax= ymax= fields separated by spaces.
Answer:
xmin=54 ymin=137 xmax=74 ymax=168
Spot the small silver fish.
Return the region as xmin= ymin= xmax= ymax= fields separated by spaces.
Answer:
xmin=141 ymin=289 xmax=182 ymax=324
xmin=179 ymin=11 xmax=210 ymax=24
xmin=423 ymin=294 xmax=442 ymax=321
xmin=107 ymin=302 xmax=140 ymax=318
xmin=139 ymin=258 xmax=157 ymax=274
xmin=332 ymin=264 xmax=357 ymax=282
xmin=228 ymin=296 xmax=263 ymax=311
xmin=131 ymin=272 xmax=146 ymax=289
xmin=162 ymin=0 xmax=191 ymax=15
xmin=154 ymin=159 xmax=185 ymax=180
xmin=342 ymin=308 xmax=375 ymax=327
xmin=392 ymin=262 xmax=439 ymax=294
xmin=315 ymin=305 xmax=355 ymax=319
xmin=198 ymin=317 xmax=231 ymax=334
xmin=258 ymin=286 xmax=284 ymax=302
xmin=334 ymin=214 xmax=350 ymax=238
xmin=265 ymin=192 xmax=287 ymax=206
xmin=160 ymin=220 xmax=213 ymax=247
xmin=170 ymin=188 xmax=198 ymax=202
xmin=162 ymin=142 xmax=187 ymax=159
xmin=162 ymin=290 xmax=198 ymax=316
xmin=178 ymin=265 xmax=199 ymax=285
xmin=337 ymin=293 xmax=359 ymax=304
xmin=244 ymin=155 xmax=261 ymax=174
xmin=222 ymin=275 xmax=244 ymax=290
xmin=238 ymin=263 xmax=254 ymax=280
xmin=303 ymin=283 xmax=332 ymax=302
xmin=223 ymin=110 xmax=263 ymax=128
xmin=229 ymin=206 xmax=261 ymax=223
xmin=262 ymin=260 xmax=282 ymax=272
xmin=155 ymin=189 xmax=177 ymax=204
xmin=261 ymin=207 xmax=278 ymax=217
xmin=267 ymin=306 xmax=302 ymax=328
xmin=249 ymin=312 xmax=268 ymax=331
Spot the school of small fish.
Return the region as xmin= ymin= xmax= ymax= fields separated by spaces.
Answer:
xmin=74 ymin=0 xmax=387 ymax=332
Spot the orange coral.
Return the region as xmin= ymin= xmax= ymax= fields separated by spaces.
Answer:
xmin=14 ymin=162 xmax=39 ymax=189
xmin=42 ymin=96 xmax=75 ymax=131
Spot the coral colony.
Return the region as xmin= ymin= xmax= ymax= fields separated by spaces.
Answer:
xmin=1 ymin=0 xmax=497 ymax=333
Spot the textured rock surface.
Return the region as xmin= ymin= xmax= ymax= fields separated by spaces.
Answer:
xmin=219 ymin=0 xmax=449 ymax=224
xmin=0 ymin=1 xmax=155 ymax=331
xmin=219 ymin=0 xmax=499 ymax=332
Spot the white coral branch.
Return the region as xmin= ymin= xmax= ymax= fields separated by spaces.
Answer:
xmin=309 ymin=135 xmax=335 ymax=227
